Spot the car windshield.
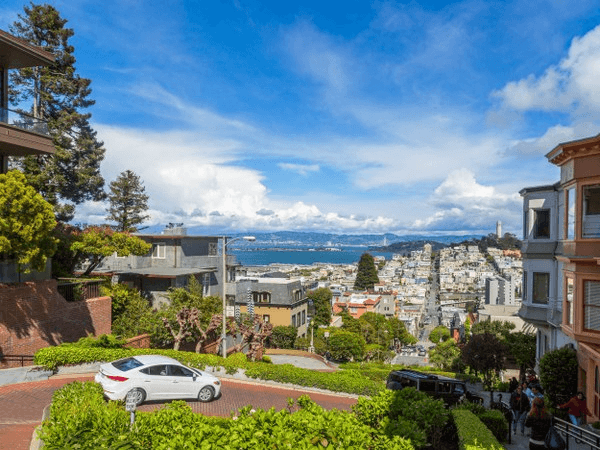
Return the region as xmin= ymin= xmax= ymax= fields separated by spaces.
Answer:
xmin=112 ymin=357 xmax=144 ymax=372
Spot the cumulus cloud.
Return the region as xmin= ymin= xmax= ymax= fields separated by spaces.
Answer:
xmin=278 ymin=163 xmax=320 ymax=176
xmin=493 ymin=24 xmax=600 ymax=114
xmin=411 ymin=169 xmax=521 ymax=232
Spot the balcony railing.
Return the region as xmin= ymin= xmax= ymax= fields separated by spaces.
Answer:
xmin=0 ymin=107 xmax=49 ymax=136
xmin=57 ymin=279 xmax=103 ymax=302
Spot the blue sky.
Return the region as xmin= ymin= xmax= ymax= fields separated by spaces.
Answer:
xmin=3 ymin=0 xmax=600 ymax=235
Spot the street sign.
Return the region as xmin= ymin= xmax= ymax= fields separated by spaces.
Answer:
xmin=125 ymin=392 xmax=137 ymax=412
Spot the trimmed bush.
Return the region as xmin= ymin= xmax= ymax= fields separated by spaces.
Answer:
xmin=40 ymin=382 xmax=414 ymax=450
xmin=477 ymin=410 xmax=508 ymax=443
xmin=451 ymin=409 xmax=503 ymax=450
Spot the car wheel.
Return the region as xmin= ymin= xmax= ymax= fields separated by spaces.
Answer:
xmin=198 ymin=386 xmax=215 ymax=402
xmin=126 ymin=388 xmax=146 ymax=406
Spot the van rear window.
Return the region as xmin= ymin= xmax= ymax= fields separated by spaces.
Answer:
xmin=112 ymin=357 xmax=144 ymax=372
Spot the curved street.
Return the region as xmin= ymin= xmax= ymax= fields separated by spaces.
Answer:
xmin=0 ymin=373 xmax=357 ymax=450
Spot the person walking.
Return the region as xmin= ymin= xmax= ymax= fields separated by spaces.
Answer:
xmin=525 ymin=397 xmax=552 ymax=450
xmin=559 ymin=392 xmax=591 ymax=426
xmin=510 ymin=385 xmax=531 ymax=435
xmin=509 ymin=377 xmax=519 ymax=393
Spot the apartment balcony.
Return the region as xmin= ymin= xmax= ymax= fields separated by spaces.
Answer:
xmin=0 ymin=107 xmax=54 ymax=157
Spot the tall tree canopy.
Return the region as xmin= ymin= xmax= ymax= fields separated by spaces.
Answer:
xmin=306 ymin=287 xmax=332 ymax=327
xmin=0 ymin=170 xmax=57 ymax=273
xmin=70 ymin=226 xmax=151 ymax=276
xmin=10 ymin=3 xmax=105 ymax=221
xmin=354 ymin=253 xmax=379 ymax=290
xmin=106 ymin=170 xmax=150 ymax=231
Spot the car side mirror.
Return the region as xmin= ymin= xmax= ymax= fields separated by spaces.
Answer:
xmin=193 ymin=374 xmax=197 ymax=381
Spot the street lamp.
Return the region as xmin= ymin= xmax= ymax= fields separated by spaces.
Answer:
xmin=222 ymin=235 xmax=255 ymax=358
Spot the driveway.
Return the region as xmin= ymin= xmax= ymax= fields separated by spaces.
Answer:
xmin=0 ymin=374 xmax=357 ymax=450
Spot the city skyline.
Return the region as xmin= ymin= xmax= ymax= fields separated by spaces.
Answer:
xmin=2 ymin=0 xmax=600 ymax=235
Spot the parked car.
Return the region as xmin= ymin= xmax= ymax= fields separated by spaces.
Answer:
xmin=95 ymin=355 xmax=221 ymax=406
xmin=386 ymin=369 xmax=482 ymax=406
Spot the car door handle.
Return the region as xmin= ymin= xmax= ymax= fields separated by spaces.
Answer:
xmin=172 ymin=381 xmax=179 ymax=383
xmin=144 ymin=380 xmax=151 ymax=382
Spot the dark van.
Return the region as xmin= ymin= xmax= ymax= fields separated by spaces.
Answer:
xmin=386 ymin=369 xmax=483 ymax=406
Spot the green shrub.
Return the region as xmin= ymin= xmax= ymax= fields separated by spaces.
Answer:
xmin=328 ymin=330 xmax=365 ymax=361
xmin=62 ymin=334 xmax=126 ymax=349
xmin=539 ymin=346 xmax=578 ymax=408
xmin=477 ymin=410 xmax=508 ymax=443
xmin=262 ymin=355 xmax=272 ymax=363
xmin=492 ymin=381 xmax=509 ymax=392
xmin=268 ymin=325 xmax=297 ymax=349
xmin=451 ymin=409 xmax=503 ymax=450
xmin=40 ymin=382 xmax=415 ymax=450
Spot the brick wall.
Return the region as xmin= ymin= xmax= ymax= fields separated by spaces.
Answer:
xmin=124 ymin=334 xmax=151 ymax=349
xmin=0 ymin=279 xmax=111 ymax=368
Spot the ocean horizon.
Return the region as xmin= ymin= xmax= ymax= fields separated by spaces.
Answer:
xmin=230 ymin=247 xmax=395 ymax=266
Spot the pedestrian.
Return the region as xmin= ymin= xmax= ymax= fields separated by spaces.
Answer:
xmin=525 ymin=397 xmax=552 ymax=450
xmin=559 ymin=392 xmax=591 ymax=426
xmin=509 ymin=377 xmax=519 ymax=393
xmin=526 ymin=383 xmax=544 ymax=403
xmin=510 ymin=385 xmax=531 ymax=435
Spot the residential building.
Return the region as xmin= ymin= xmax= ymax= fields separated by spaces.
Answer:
xmin=100 ymin=227 xmax=242 ymax=307
xmin=235 ymin=278 xmax=309 ymax=337
xmin=519 ymin=133 xmax=600 ymax=420
xmin=0 ymin=29 xmax=55 ymax=282
xmin=485 ymin=276 xmax=516 ymax=305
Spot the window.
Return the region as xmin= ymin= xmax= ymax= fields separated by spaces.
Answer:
xmin=523 ymin=212 xmax=528 ymax=240
xmin=302 ymin=310 xmax=306 ymax=325
xmin=566 ymin=278 xmax=574 ymax=325
xmin=523 ymin=272 xmax=527 ymax=302
xmin=596 ymin=366 xmax=599 ymax=416
xmin=169 ymin=365 xmax=194 ymax=377
xmin=533 ymin=209 xmax=550 ymax=239
xmin=152 ymin=243 xmax=165 ymax=259
xmin=583 ymin=185 xmax=600 ymax=238
xmin=292 ymin=315 xmax=296 ymax=327
xmin=140 ymin=365 xmax=168 ymax=376
xmin=532 ymin=273 xmax=549 ymax=304
xmin=263 ymin=314 xmax=270 ymax=323
xmin=567 ymin=187 xmax=576 ymax=240
xmin=584 ymin=280 xmax=600 ymax=331
xmin=253 ymin=292 xmax=271 ymax=303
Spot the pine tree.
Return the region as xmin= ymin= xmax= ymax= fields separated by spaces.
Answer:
xmin=354 ymin=252 xmax=379 ymax=290
xmin=9 ymin=3 xmax=105 ymax=221
xmin=106 ymin=170 xmax=150 ymax=231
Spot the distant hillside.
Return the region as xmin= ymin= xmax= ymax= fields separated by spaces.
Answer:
xmin=452 ymin=233 xmax=522 ymax=252
xmin=370 ymin=240 xmax=448 ymax=254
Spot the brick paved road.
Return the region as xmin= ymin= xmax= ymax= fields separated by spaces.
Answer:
xmin=0 ymin=375 xmax=357 ymax=450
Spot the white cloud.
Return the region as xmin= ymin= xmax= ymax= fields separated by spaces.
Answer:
xmin=278 ymin=163 xmax=320 ymax=176
xmin=493 ymin=24 xmax=600 ymax=114
xmin=411 ymin=169 xmax=521 ymax=232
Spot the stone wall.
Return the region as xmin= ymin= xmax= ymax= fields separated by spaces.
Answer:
xmin=0 ymin=279 xmax=111 ymax=368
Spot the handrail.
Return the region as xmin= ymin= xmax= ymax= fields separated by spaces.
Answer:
xmin=0 ymin=106 xmax=50 ymax=136
xmin=0 ymin=354 xmax=35 ymax=367
xmin=553 ymin=416 xmax=600 ymax=450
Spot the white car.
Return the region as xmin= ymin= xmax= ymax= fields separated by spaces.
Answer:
xmin=95 ymin=355 xmax=221 ymax=406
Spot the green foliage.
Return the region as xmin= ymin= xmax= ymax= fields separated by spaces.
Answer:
xmin=429 ymin=339 xmax=463 ymax=371
xmin=471 ymin=320 xmax=515 ymax=340
xmin=101 ymin=283 xmax=158 ymax=339
xmin=268 ymin=325 xmax=297 ymax=349
xmin=354 ymin=252 xmax=379 ymax=290
xmin=328 ymin=330 xmax=365 ymax=361
xmin=539 ymin=346 xmax=579 ymax=408
xmin=70 ymin=226 xmax=151 ymax=276
xmin=451 ymin=409 xmax=503 ymax=450
xmin=461 ymin=333 xmax=506 ymax=390
xmin=504 ymin=331 xmax=536 ymax=378
xmin=10 ymin=4 xmax=106 ymax=221
xmin=429 ymin=325 xmax=451 ymax=344
xmin=106 ymin=170 xmax=150 ymax=231
xmin=476 ymin=410 xmax=508 ymax=443
xmin=0 ymin=170 xmax=57 ymax=273
xmin=62 ymin=334 xmax=126 ymax=349
xmin=306 ymin=287 xmax=333 ymax=327
xmin=40 ymin=383 xmax=413 ymax=449
xmin=353 ymin=388 xmax=449 ymax=448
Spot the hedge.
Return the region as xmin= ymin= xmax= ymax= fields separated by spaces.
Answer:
xmin=451 ymin=409 xmax=503 ymax=450
xmin=39 ymin=381 xmax=414 ymax=450
xmin=34 ymin=347 xmax=383 ymax=396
